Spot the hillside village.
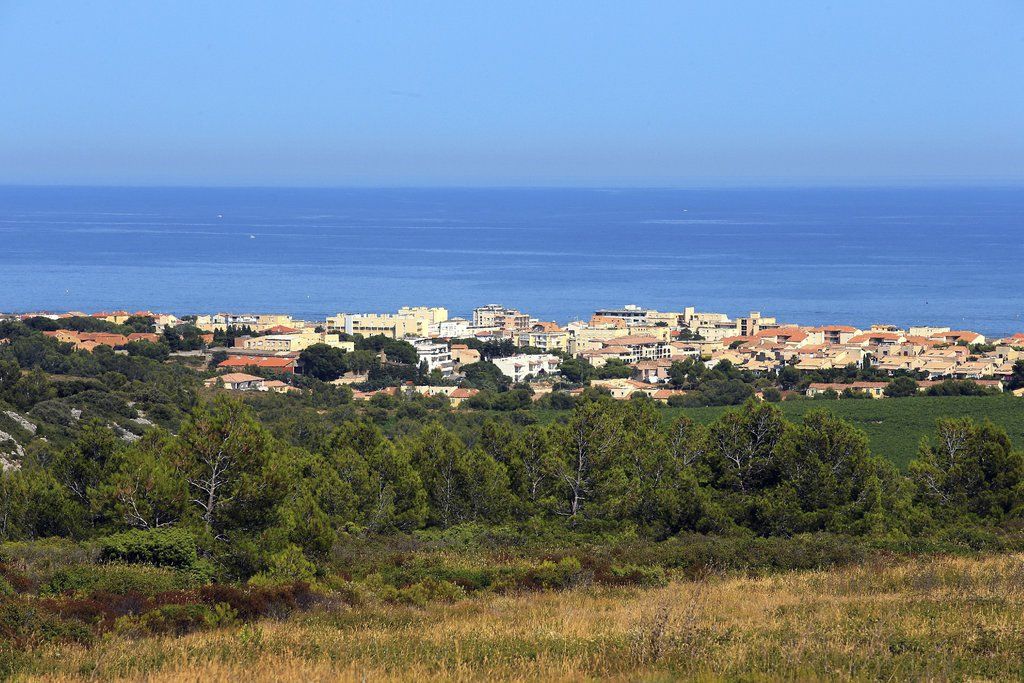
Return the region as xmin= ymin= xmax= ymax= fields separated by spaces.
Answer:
xmin=5 ymin=303 xmax=1024 ymax=405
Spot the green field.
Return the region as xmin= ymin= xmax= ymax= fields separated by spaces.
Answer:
xmin=672 ymin=395 xmax=1024 ymax=469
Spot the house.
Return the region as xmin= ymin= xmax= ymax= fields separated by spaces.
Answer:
xmin=918 ymin=379 xmax=1002 ymax=393
xmin=44 ymin=330 xmax=131 ymax=351
xmin=218 ymin=355 xmax=298 ymax=374
xmin=237 ymin=331 xmax=352 ymax=353
xmin=632 ymin=358 xmax=675 ymax=383
xmin=806 ymin=382 xmax=889 ymax=399
xmin=931 ymin=330 xmax=986 ymax=346
xmin=647 ymin=388 xmax=687 ymax=403
xmin=206 ymin=373 xmax=265 ymax=391
xmin=330 ymin=371 xmax=370 ymax=385
xmin=262 ymin=379 xmax=298 ymax=394
xmin=265 ymin=325 xmax=300 ymax=335
xmin=407 ymin=385 xmax=480 ymax=407
xmin=43 ymin=330 xmax=81 ymax=344
xmin=448 ymin=387 xmax=479 ymax=407
xmin=848 ymin=332 xmax=905 ymax=347
xmin=449 ymin=344 xmax=481 ymax=366
xmin=590 ymin=378 xmax=651 ymax=399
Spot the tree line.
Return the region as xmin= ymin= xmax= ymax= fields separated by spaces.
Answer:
xmin=1 ymin=394 xmax=1020 ymax=579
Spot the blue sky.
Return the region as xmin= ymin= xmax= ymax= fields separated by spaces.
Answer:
xmin=1 ymin=1 xmax=1022 ymax=186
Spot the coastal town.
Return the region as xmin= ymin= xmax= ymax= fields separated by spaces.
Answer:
xmin=4 ymin=303 xmax=1024 ymax=404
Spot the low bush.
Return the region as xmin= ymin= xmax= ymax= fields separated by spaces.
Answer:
xmin=198 ymin=582 xmax=321 ymax=620
xmin=99 ymin=528 xmax=198 ymax=570
xmin=41 ymin=564 xmax=197 ymax=597
xmin=520 ymin=557 xmax=583 ymax=590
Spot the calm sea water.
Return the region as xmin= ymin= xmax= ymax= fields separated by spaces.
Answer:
xmin=1 ymin=186 xmax=1022 ymax=335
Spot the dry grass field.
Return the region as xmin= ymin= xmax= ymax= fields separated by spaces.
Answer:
xmin=10 ymin=553 xmax=1024 ymax=682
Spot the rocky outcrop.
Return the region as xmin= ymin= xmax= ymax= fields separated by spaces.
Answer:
xmin=3 ymin=410 xmax=37 ymax=435
xmin=0 ymin=429 xmax=24 ymax=471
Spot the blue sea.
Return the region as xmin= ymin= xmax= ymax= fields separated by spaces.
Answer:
xmin=1 ymin=186 xmax=1022 ymax=335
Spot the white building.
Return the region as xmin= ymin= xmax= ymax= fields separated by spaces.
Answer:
xmin=437 ymin=317 xmax=472 ymax=338
xmin=412 ymin=338 xmax=454 ymax=376
xmin=492 ymin=354 xmax=562 ymax=383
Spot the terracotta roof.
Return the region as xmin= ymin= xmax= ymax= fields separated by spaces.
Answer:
xmin=848 ymin=332 xmax=902 ymax=344
xmin=720 ymin=335 xmax=751 ymax=345
xmin=219 ymin=355 xmax=297 ymax=368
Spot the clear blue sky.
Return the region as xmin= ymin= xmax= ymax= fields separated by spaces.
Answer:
xmin=1 ymin=1 xmax=1022 ymax=186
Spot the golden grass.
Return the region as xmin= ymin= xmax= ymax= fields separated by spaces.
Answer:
xmin=15 ymin=553 xmax=1024 ymax=682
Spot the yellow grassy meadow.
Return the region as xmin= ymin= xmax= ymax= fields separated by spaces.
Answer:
xmin=16 ymin=553 xmax=1024 ymax=682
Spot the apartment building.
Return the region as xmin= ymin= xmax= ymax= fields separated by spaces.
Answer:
xmin=518 ymin=322 xmax=569 ymax=353
xmin=597 ymin=336 xmax=672 ymax=364
xmin=411 ymin=338 xmax=454 ymax=376
xmin=694 ymin=318 xmax=740 ymax=342
xmin=492 ymin=354 xmax=562 ymax=383
xmin=398 ymin=306 xmax=449 ymax=326
xmin=593 ymin=304 xmax=650 ymax=325
xmin=327 ymin=307 xmax=448 ymax=339
xmin=565 ymin=322 xmax=629 ymax=355
xmin=472 ymin=304 xmax=531 ymax=331
xmin=437 ymin=317 xmax=471 ymax=338
xmin=238 ymin=331 xmax=354 ymax=354
xmin=737 ymin=311 xmax=778 ymax=337
xmin=811 ymin=325 xmax=860 ymax=345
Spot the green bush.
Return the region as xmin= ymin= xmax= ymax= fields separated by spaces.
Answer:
xmin=379 ymin=577 xmax=466 ymax=607
xmin=522 ymin=557 xmax=582 ymax=590
xmin=99 ymin=528 xmax=198 ymax=569
xmin=41 ymin=564 xmax=197 ymax=597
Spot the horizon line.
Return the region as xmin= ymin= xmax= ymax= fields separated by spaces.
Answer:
xmin=2 ymin=180 xmax=1023 ymax=192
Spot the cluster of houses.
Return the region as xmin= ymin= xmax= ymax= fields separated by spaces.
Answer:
xmin=199 ymin=303 xmax=1024 ymax=401
xmin=11 ymin=304 xmax=1024 ymax=402
xmin=202 ymin=373 xmax=296 ymax=393
xmin=41 ymin=329 xmax=162 ymax=352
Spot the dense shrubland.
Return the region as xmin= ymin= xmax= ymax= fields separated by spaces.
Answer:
xmin=4 ymin=394 xmax=1023 ymax=571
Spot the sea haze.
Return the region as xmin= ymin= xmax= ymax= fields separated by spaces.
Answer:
xmin=0 ymin=186 xmax=1022 ymax=335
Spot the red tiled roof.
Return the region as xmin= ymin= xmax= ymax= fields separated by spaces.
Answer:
xmin=219 ymin=355 xmax=297 ymax=369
